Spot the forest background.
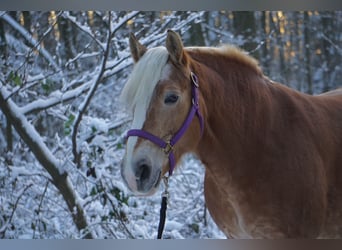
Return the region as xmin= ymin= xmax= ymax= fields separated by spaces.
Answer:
xmin=0 ymin=11 xmax=341 ymax=239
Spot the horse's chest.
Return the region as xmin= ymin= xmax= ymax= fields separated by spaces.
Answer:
xmin=204 ymin=173 xmax=254 ymax=238
xmin=204 ymin=173 xmax=290 ymax=238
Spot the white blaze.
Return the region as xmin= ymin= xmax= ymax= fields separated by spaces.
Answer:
xmin=120 ymin=47 xmax=169 ymax=178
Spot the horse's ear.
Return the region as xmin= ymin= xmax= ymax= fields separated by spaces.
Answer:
xmin=166 ymin=30 xmax=187 ymax=66
xmin=129 ymin=32 xmax=147 ymax=63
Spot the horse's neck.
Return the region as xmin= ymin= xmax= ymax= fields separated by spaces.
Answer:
xmin=194 ymin=60 xmax=272 ymax=171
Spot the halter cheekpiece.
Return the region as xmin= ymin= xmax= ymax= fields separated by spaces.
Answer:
xmin=126 ymin=72 xmax=204 ymax=176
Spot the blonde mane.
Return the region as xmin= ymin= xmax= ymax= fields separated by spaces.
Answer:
xmin=121 ymin=45 xmax=262 ymax=114
xmin=120 ymin=46 xmax=169 ymax=114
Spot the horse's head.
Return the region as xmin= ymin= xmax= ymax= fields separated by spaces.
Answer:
xmin=120 ymin=30 xmax=204 ymax=195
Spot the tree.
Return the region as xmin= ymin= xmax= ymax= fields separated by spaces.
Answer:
xmin=232 ymin=11 xmax=259 ymax=58
xmin=0 ymin=10 xmax=340 ymax=239
xmin=0 ymin=11 xmax=207 ymax=239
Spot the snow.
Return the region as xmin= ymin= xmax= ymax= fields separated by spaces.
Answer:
xmin=87 ymin=117 xmax=109 ymax=134
xmin=1 ymin=13 xmax=59 ymax=71
xmin=113 ymin=154 xmax=226 ymax=239
xmin=1 ymin=10 xmax=340 ymax=239
xmin=19 ymin=80 xmax=92 ymax=114
xmin=0 ymin=84 xmax=65 ymax=175
xmin=0 ymin=14 xmax=244 ymax=236
xmin=62 ymin=11 xmax=105 ymax=52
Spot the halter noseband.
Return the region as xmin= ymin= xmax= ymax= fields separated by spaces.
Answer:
xmin=126 ymin=72 xmax=204 ymax=176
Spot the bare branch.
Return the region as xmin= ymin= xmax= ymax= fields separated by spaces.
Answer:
xmin=71 ymin=12 xmax=113 ymax=167
xmin=32 ymin=181 xmax=49 ymax=239
xmin=62 ymin=11 xmax=105 ymax=52
xmin=320 ymin=32 xmax=342 ymax=55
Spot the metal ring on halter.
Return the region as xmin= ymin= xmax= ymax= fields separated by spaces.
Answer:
xmin=163 ymin=141 xmax=173 ymax=155
xmin=190 ymin=72 xmax=199 ymax=87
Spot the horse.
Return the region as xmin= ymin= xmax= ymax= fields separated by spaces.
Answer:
xmin=120 ymin=30 xmax=342 ymax=238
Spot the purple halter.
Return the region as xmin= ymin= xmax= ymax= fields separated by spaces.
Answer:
xmin=126 ymin=72 xmax=204 ymax=176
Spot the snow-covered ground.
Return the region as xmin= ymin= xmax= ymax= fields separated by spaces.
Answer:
xmin=1 ymin=11 xmax=340 ymax=239
xmin=117 ymin=154 xmax=226 ymax=239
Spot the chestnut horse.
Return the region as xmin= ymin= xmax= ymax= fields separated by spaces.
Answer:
xmin=120 ymin=30 xmax=342 ymax=238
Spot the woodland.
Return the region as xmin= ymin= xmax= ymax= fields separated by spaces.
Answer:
xmin=0 ymin=11 xmax=341 ymax=238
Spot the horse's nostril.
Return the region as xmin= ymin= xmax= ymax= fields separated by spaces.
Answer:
xmin=140 ymin=164 xmax=151 ymax=180
xmin=134 ymin=158 xmax=154 ymax=192
xmin=135 ymin=162 xmax=151 ymax=181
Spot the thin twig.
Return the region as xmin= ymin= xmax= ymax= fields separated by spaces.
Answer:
xmin=104 ymin=192 xmax=135 ymax=239
xmin=62 ymin=11 xmax=105 ymax=52
xmin=32 ymin=181 xmax=49 ymax=239
xmin=71 ymin=11 xmax=112 ymax=167
xmin=320 ymin=32 xmax=342 ymax=55
xmin=0 ymin=183 xmax=33 ymax=238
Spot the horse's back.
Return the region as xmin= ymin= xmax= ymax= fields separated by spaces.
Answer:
xmin=319 ymin=87 xmax=342 ymax=97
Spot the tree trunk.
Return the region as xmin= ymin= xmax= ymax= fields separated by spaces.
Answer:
xmin=320 ymin=11 xmax=334 ymax=92
xmin=260 ymin=11 xmax=270 ymax=76
xmin=0 ymin=19 xmax=7 ymax=59
xmin=6 ymin=118 xmax=13 ymax=153
xmin=232 ymin=11 xmax=259 ymax=59
xmin=293 ymin=12 xmax=302 ymax=91
xmin=188 ymin=22 xmax=205 ymax=46
xmin=57 ymin=15 xmax=76 ymax=64
xmin=22 ymin=11 xmax=32 ymax=33
xmin=303 ymin=11 xmax=313 ymax=94
xmin=269 ymin=11 xmax=287 ymax=84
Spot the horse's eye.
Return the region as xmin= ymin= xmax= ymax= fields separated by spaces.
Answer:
xmin=164 ymin=93 xmax=179 ymax=105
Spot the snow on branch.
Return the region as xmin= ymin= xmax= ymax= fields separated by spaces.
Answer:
xmin=62 ymin=11 xmax=106 ymax=52
xmin=110 ymin=11 xmax=140 ymax=36
xmin=19 ymin=80 xmax=92 ymax=115
xmin=0 ymin=13 xmax=60 ymax=72
xmin=0 ymin=83 xmax=93 ymax=239
xmin=172 ymin=11 xmax=205 ymax=33
xmin=0 ymin=85 xmax=64 ymax=175
xmin=62 ymin=11 xmax=140 ymax=53
xmin=136 ymin=11 xmax=205 ymax=49
xmin=71 ymin=12 xmax=113 ymax=167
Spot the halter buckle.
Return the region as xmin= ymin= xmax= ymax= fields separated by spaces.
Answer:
xmin=163 ymin=141 xmax=173 ymax=155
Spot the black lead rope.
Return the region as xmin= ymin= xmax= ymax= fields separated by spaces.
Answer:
xmin=157 ymin=177 xmax=169 ymax=239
